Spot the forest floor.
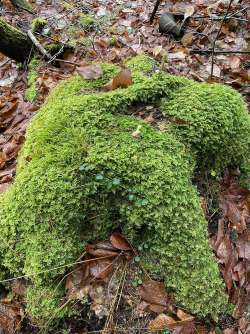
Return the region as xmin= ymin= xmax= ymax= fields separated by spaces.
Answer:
xmin=0 ymin=0 xmax=249 ymax=333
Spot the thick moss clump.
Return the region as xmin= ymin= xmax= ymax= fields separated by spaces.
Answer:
xmin=0 ymin=55 xmax=249 ymax=325
xmin=31 ymin=17 xmax=47 ymax=33
xmin=161 ymin=83 xmax=250 ymax=171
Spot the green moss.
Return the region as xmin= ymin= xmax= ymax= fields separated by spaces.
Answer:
xmin=0 ymin=55 xmax=250 ymax=325
xmin=161 ymin=82 xmax=250 ymax=171
xmin=108 ymin=36 xmax=117 ymax=47
xmin=24 ymin=58 xmax=40 ymax=102
xmin=31 ymin=17 xmax=47 ymax=32
xmin=79 ymin=14 xmax=95 ymax=29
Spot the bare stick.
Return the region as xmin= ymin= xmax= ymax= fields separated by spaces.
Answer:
xmin=192 ymin=15 xmax=247 ymax=22
xmin=210 ymin=0 xmax=234 ymax=78
xmin=27 ymin=29 xmax=52 ymax=60
xmin=150 ymin=0 xmax=161 ymax=23
xmin=191 ymin=49 xmax=250 ymax=55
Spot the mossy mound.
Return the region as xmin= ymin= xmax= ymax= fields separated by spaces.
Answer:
xmin=161 ymin=83 xmax=250 ymax=171
xmin=0 ymin=55 xmax=249 ymax=325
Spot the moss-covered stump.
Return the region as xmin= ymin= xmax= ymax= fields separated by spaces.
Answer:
xmin=0 ymin=17 xmax=32 ymax=62
xmin=0 ymin=55 xmax=249 ymax=325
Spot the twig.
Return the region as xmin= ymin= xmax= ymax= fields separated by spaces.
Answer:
xmin=47 ymin=45 xmax=64 ymax=64
xmin=150 ymin=0 xmax=161 ymax=23
xmin=0 ymin=255 xmax=117 ymax=283
xmin=210 ymin=0 xmax=234 ymax=78
xmin=192 ymin=15 xmax=247 ymax=22
xmin=27 ymin=29 xmax=52 ymax=60
xmin=191 ymin=49 xmax=250 ymax=55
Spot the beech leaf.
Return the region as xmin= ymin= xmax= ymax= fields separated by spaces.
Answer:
xmin=103 ymin=68 xmax=133 ymax=91
xmin=110 ymin=231 xmax=132 ymax=251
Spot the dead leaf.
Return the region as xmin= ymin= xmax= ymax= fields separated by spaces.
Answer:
xmin=76 ymin=65 xmax=103 ymax=80
xmin=206 ymin=64 xmax=221 ymax=78
xmin=228 ymin=56 xmax=241 ymax=70
xmin=184 ymin=6 xmax=195 ymax=21
xmin=181 ymin=32 xmax=193 ymax=47
xmin=86 ymin=241 xmax=119 ymax=258
xmin=132 ymin=125 xmax=142 ymax=139
xmin=0 ymin=301 xmax=23 ymax=334
xmin=138 ymin=279 xmax=168 ymax=307
xmin=236 ymin=234 xmax=250 ymax=261
xmin=176 ymin=309 xmax=194 ymax=321
xmin=168 ymin=52 xmax=186 ymax=60
xmin=110 ymin=232 xmax=132 ymax=251
xmin=103 ymin=68 xmax=133 ymax=91
xmin=89 ymin=258 xmax=113 ymax=279
xmin=148 ymin=313 xmax=176 ymax=331
xmin=153 ymin=45 xmax=163 ymax=57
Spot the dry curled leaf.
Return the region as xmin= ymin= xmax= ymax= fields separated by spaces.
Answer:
xmin=181 ymin=32 xmax=193 ymax=47
xmin=86 ymin=241 xmax=119 ymax=258
xmin=110 ymin=231 xmax=132 ymax=251
xmin=76 ymin=64 xmax=103 ymax=80
xmin=103 ymin=68 xmax=133 ymax=91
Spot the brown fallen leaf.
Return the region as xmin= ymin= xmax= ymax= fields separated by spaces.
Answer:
xmin=138 ymin=279 xmax=169 ymax=307
xmin=176 ymin=309 xmax=194 ymax=322
xmin=0 ymin=301 xmax=23 ymax=334
xmin=181 ymin=32 xmax=193 ymax=47
xmin=219 ymin=173 xmax=250 ymax=233
xmin=103 ymin=68 xmax=133 ymax=91
xmin=89 ymin=258 xmax=114 ymax=279
xmin=110 ymin=231 xmax=132 ymax=251
xmin=86 ymin=241 xmax=119 ymax=258
xmin=236 ymin=232 xmax=250 ymax=261
xmin=148 ymin=313 xmax=176 ymax=331
xmin=76 ymin=64 xmax=103 ymax=80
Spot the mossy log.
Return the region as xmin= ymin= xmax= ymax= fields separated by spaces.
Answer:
xmin=0 ymin=55 xmax=249 ymax=325
xmin=10 ymin=0 xmax=33 ymax=12
xmin=0 ymin=17 xmax=32 ymax=62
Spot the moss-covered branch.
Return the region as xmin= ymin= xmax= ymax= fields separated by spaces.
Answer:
xmin=0 ymin=17 xmax=32 ymax=62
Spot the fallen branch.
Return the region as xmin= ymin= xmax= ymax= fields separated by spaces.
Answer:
xmin=150 ymin=0 xmax=161 ymax=23
xmin=0 ymin=17 xmax=32 ymax=62
xmin=10 ymin=0 xmax=34 ymax=13
xmin=192 ymin=15 xmax=247 ymax=22
xmin=191 ymin=49 xmax=250 ymax=55
xmin=27 ymin=29 xmax=52 ymax=60
xmin=210 ymin=0 xmax=234 ymax=78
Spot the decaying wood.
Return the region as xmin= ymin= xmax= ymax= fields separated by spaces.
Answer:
xmin=10 ymin=0 xmax=33 ymax=13
xmin=0 ymin=17 xmax=32 ymax=62
xmin=27 ymin=30 xmax=52 ymax=60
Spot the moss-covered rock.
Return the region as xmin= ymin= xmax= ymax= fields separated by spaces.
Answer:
xmin=0 ymin=55 xmax=249 ymax=325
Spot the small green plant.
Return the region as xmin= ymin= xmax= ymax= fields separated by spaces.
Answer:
xmin=79 ymin=14 xmax=95 ymax=29
xmin=108 ymin=36 xmax=117 ymax=47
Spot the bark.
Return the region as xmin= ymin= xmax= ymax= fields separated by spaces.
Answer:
xmin=0 ymin=17 xmax=32 ymax=62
